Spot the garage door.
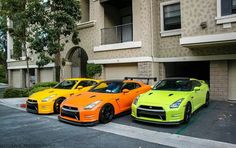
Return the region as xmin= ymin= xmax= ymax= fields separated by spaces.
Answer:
xmin=40 ymin=68 xmax=54 ymax=82
xmin=104 ymin=63 xmax=138 ymax=80
xmin=229 ymin=61 xmax=236 ymax=101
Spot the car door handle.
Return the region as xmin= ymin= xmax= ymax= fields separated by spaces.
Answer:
xmin=70 ymin=93 xmax=74 ymax=96
xmin=116 ymin=98 xmax=119 ymax=101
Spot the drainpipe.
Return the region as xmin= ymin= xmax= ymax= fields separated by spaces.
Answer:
xmin=150 ymin=0 xmax=155 ymax=79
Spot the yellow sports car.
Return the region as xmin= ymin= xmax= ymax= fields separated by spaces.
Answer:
xmin=26 ymin=78 xmax=101 ymax=114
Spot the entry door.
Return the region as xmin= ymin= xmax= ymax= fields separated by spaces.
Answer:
xmin=121 ymin=15 xmax=132 ymax=42
xmin=229 ymin=61 xmax=236 ymax=101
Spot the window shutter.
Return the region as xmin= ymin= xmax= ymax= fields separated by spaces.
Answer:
xmin=221 ymin=0 xmax=232 ymax=16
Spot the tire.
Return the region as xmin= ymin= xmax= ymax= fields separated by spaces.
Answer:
xmin=53 ymin=98 xmax=65 ymax=114
xmin=204 ymin=92 xmax=210 ymax=107
xmin=183 ymin=102 xmax=192 ymax=124
xmin=99 ymin=104 xmax=114 ymax=124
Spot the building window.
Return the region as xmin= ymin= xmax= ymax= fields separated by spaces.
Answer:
xmin=221 ymin=0 xmax=236 ymax=16
xmin=160 ymin=0 xmax=181 ymax=37
xmin=216 ymin=0 xmax=236 ymax=24
xmin=164 ymin=3 xmax=181 ymax=30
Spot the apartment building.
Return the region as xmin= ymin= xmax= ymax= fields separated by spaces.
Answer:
xmin=7 ymin=0 xmax=236 ymax=101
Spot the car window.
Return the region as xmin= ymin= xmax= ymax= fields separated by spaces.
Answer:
xmin=192 ymin=80 xmax=201 ymax=89
xmin=77 ymin=80 xmax=97 ymax=87
xmin=89 ymin=81 xmax=124 ymax=93
xmin=121 ymin=83 xmax=140 ymax=91
xmin=153 ymin=79 xmax=192 ymax=91
xmin=54 ymin=80 xmax=78 ymax=89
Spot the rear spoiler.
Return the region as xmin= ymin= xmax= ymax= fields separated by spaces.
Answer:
xmin=124 ymin=77 xmax=157 ymax=85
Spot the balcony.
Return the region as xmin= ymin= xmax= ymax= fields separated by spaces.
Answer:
xmin=101 ymin=23 xmax=133 ymax=45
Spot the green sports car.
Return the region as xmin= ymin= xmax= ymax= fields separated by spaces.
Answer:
xmin=131 ymin=78 xmax=209 ymax=124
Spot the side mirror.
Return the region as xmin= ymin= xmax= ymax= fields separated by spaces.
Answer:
xmin=194 ymin=87 xmax=200 ymax=92
xmin=77 ymin=86 xmax=83 ymax=90
xmin=122 ymin=89 xmax=130 ymax=93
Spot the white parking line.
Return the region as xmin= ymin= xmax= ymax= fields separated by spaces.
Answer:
xmin=91 ymin=123 xmax=236 ymax=148
xmin=1 ymin=101 xmax=236 ymax=148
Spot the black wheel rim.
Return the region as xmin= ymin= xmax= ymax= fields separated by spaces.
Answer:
xmin=55 ymin=100 xmax=62 ymax=113
xmin=102 ymin=105 xmax=113 ymax=121
xmin=185 ymin=104 xmax=191 ymax=121
xmin=206 ymin=94 xmax=209 ymax=105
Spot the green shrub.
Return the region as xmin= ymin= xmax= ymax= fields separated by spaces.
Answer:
xmin=3 ymin=88 xmax=28 ymax=98
xmin=29 ymin=86 xmax=50 ymax=96
xmin=32 ymin=82 xmax=58 ymax=89
xmin=87 ymin=63 xmax=102 ymax=78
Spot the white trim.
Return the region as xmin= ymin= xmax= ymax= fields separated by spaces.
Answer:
xmin=216 ymin=14 xmax=236 ymax=24
xmin=88 ymin=54 xmax=236 ymax=64
xmin=180 ymin=32 xmax=236 ymax=46
xmin=77 ymin=20 xmax=96 ymax=30
xmin=154 ymin=54 xmax=236 ymax=62
xmin=160 ymin=0 xmax=181 ymax=37
xmin=88 ymin=57 xmax=153 ymax=64
xmin=7 ymin=63 xmax=55 ymax=70
xmin=160 ymin=29 xmax=181 ymax=37
xmin=216 ymin=0 xmax=236 ymax=24
xmin=94 ymin=41 xmax=142 ymax=52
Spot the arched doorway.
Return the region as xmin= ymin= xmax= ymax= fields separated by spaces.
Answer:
xmin=67 ymin=47 xmax=88 ymax=78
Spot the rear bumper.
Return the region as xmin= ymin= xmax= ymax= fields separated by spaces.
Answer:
xmin=58 ymin=116 xmax=98 ymax=126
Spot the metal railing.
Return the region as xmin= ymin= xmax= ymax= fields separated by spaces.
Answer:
xmin=101 ymin=23 xmax=133 ymax=45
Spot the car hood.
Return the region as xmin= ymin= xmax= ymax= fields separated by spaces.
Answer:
xmin=29 ymin=88 xmax=72 ymax=100
xmin=62 ymin=92 xmax=117 ymax=108
xmin=138 ymin=90 xmax=190 ymax=106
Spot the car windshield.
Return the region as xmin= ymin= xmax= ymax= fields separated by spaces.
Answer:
xmin=54 ymin=80 xmax=78 ymax=89
xmin=153 ymin=79 xmax=192 ymax=91
xmin=89 ymin=81 xmax=124 ymax=93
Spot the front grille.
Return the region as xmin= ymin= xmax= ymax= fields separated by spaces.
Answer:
xmin=139 ymin=105 xmax=163 ymax=110
xmin=61 ymin=106 xmax=80 ymax=120
xmin=27 ymin=100 xmax=38 ymax=111
xmin=137 ymin=106 xmax=166 ymax=120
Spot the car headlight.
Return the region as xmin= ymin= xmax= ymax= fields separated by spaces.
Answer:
xmin=84 ymin=100 xmax=101 ymax=110
xmin=169 ymin=98 xmax=184 ymax=109
xmin=42 ymin=94 xmax=57 ymax=102
xmin=133 ymin=95 xmax=140 ymax=105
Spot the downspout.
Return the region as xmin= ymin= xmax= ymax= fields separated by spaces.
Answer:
xmin=150 ymin=0 xmax=155 ymax=79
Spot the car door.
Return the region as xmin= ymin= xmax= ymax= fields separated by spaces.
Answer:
xmin=192 ymin=80 xmax=204 ymax=110
xmin=117 ymin=82 xmax=141 ymax=111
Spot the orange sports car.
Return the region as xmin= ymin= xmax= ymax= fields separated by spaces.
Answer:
xmin=58 ymin=79 xmax=151 ymax=125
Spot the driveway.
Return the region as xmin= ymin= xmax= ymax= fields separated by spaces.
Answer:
xmin=0 ymin=98 xmax=235 ymax=148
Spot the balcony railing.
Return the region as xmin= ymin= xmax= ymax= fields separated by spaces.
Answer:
xmin=101 ymin=23 xmax=133 ymax=45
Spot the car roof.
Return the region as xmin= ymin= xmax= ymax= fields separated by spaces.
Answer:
xmin=163 ymin=77 xmax=199 ymax=81
xmin=101 ymin=79 xmax=143 ymax=84
xmin=164 ymin=77 xmax=190 ymax=80
xmin=65 ymin=78 xmax=98 ymax=81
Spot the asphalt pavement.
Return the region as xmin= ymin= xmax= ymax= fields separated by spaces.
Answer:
xmin=0 ymin=99 xmax=236 ymax=148
xmin=0 ymin=104 xmax=170 ymax=148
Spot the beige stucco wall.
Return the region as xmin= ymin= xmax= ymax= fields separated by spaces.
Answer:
xmin=181 ymin=0 xmax=236 ymax=37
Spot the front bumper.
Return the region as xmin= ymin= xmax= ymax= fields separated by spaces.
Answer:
xmin=58 ymin=116 xmax=98 ymax=126
xmin=26 ymin=99 xmax=54 ymax=114
xmin=131 ymin=104 xmax=185 ymax=124
xmin=59 ymin=105 xmax=100 ymax=125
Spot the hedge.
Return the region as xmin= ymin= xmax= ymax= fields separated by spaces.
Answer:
xmin=3 ymin=81 xmax=58 ymax=98
xmin=3 ymin=88 xmax=28 ymax=98
xmin=32 ymin=82 xmax=58 ymax=88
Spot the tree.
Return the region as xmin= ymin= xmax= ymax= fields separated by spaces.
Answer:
xmin=0 ymin=16 xmax=7 ymax=83
xmin=27 ymin=0 xmax=81 ymax=82
xmin=1 ymin=0 xmax=81 ymax=84
xmin=0 ymin=0 xmax=32 ymax=87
